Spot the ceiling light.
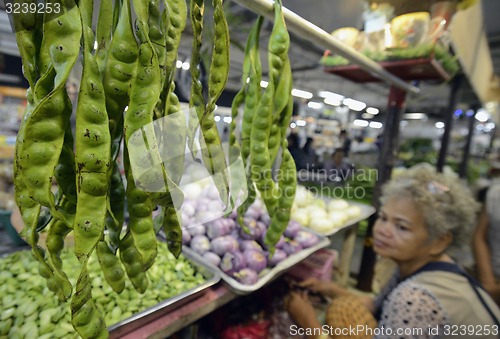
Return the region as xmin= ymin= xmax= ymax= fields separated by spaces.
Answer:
xmin=214 ymin=115 xmax=221 ymax=122
xmin=403 ymin=113 xmax=427 ymax=120
xmin=318 ymin=91 xmax=344 ymax=102
xmin=475 ymin=108 xmax=490 ymax=122
xmin=296 ymin=120 xmax=306 ymax=127
xmin=182 ymin=62 xmax=190 ymax=70
xmin=307 ymin=101 xmax=323 ymax=109
xmin=485 ymin=122 xmax=495 ymax=130
xmin=353 ymin=119 xmax=369 ymax=127
xmin=366 ymin=107 xmax=379 ymax=115
xmin=176 ymin=60 xmax=183 ymax=68
xmin=343 ymin=98 xmax=366 ymax=111
xmin=290 ymin=122 xmax=297 ymax=129
xmin=476 ymin=124 xmax=485 ymax=131
xmin=435 ymin=122 xmax=445 ymax=129
xmin=369 ymin=121 xmax=383 ymax=129
xmin=361 ymin=113 xmax=373 ymax=119
xmin=291 ymin=88 xmax=313 ymax=99
xmin=324 ymin=97 xmax=341 ymax=106
xmin=223 ymin=116 xmax=232 ymax=123
xmin=260 ymin=80 xmax=268 ymax=88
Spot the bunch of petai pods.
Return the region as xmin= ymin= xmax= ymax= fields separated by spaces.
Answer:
xmin=11 ymin=0 xmax=296 ymax=337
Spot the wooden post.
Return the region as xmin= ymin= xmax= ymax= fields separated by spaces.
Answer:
xmin=356 ymin=85 xmax=407 ymax=291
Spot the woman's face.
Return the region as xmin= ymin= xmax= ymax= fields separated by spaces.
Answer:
xmin=373 ymin=196 xmax=437 ymax=269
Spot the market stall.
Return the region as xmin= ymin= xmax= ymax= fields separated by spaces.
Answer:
xmin=1 ymin=0 xmax=498 ymax=338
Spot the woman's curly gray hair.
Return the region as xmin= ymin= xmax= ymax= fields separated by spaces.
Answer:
xmin=380 ymin=163 xmax=480 ymax=250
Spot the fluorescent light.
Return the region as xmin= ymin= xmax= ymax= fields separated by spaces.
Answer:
xmin=291 ymin=88 xmax=313 ymax=99
xmin=318 ymin=91 xmax=344 ymax=102
xmin=290 ymin=122 xmax=297 ymax=129
xmin=307 ymin=101 xmax=323 ymax=109
xmin=343 ymin=98 xmax=366 ymax=111
xmin=296 ymin=119 xmax=306 ymax=127
xmin=361 ymin=113 xmax=373 ymax=119
xmin=214 ymin=116 xmax=221 ymax=122
xmin=223 ymin=116 xmax=232 ymax=123
xmin=475 ymin=109 xmax=490 ymax=122
xmin=260 ymin=80 xmax=269 ymax=88
xmin=176 ymin=60 xmax=183 ymax=68
xmin=182 ymin=62 xmax=190 ymax=70
xmin=404 ymin=113 xmax=427 ymax=120
xmin=353 ymin=119 xmax=369 ymax=127
xmin=324 ymin=97 xmax=341 ymax=106
xmin=369 ymin=121 xmax=383 ymax=129
xmin=366 ymin=107 xmax=379 ymax=115
xmin=435 ymin=122 xmax=445 ymax=129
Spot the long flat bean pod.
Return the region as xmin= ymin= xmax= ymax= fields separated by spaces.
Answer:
xmin=71 ymin=0 xmax=111 ymax=336
xmin=102 ymin=0 xmax=139 ymax=160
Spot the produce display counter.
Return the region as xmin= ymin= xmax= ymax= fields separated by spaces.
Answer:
xmin=112 ymin=284 xmax=237 ymax=339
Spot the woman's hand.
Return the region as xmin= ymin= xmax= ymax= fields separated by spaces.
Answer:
xmin=298 ymin=278 xmax=336 ymax=297
xmin=286 ymin=290 xmax=321 ymax=330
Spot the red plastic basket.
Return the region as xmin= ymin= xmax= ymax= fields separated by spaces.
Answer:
xmin=287 ymin=249 xmax=338 ymax=282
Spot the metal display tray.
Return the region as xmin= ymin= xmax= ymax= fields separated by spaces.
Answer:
xmin=108 ymin=256 xmax=220 ymax=338
xmin=318 ymin=200 xmax=376 ymax=237
xmin=182 ymin=227 xmax=330 ymax=295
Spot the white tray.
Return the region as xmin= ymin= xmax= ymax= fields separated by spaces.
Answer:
xmin=313 ymin=200 xmax=376 ymax=237
xmin=182 ymin=228 xmax=330 ymax=295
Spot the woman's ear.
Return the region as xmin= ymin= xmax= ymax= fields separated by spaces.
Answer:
xmin=430 ymin=232 xmax=453 ymax=256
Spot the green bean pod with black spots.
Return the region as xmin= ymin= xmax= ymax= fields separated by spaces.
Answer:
xmin=155 ymin=0 xmax=187 ymax=120
xmin=15 ymin=0 xmax=81 ymax=302
xmin=124 ymin=0 xmax=164 ymax=270
xmin=95 ymin=0 xmax=114 ymax=77
xmin=102 ymin=0 xmax=139 ymax=161
xmin=265 ymin=142 xmax=297 ymax=255
xmin=240 ymin=17 xmax=263 ymax=166
xmin=162 ymin=206 xmax=182 ymax=258
xmin=71 ymin=0 xmax=111 ymax=337
xmin=55 ymin=124 xmax=78 ymax=208
xmin=196 ymin=0 xmax=231 ymax=208
xmin=46 ymin=196 xmax=75 ymax=301
xmin=19 ymin=0 xmax=81 ymax=229
xmin=268 ymin=58 xmax=292 ymax=166
xmin=148 ymin=0 xmax=167 ymax=120
xmin=12 ymin=1 xmax=42 ymax=240
xmin=188 ymin=0 xmax=205 ymax=156
xmin=96 ymin=239 xmax=126 ymax=293
xmin=119 ymin=230 xmax=149 ymax=293
xmin=105 ymin=162 xmax=125 ymax=250
xmin=230 ymin=16 xmax=262 ymax=165
xmin=164 ymin=0 xmax=187 ymax=87
xmin=250 ymin=81 xmax=278 ymax=214
xmin=70 ymin=265 xmax=107 ymax=339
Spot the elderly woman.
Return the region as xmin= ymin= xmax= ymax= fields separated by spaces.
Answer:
xmin=287 ymin=164 xmax=500 ymax=339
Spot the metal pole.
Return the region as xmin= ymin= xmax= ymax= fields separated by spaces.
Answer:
xmin=459 ymin=106 xmax=478 ymax=178
xmin=437 ymin=74 xmax=463 ymax=172
xmin=231 ymin=0 xmax=420 ymax=94
xmin=356 ymin=85 xmax=407 ymax=291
